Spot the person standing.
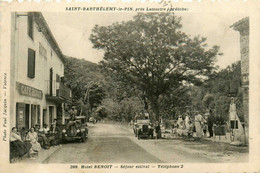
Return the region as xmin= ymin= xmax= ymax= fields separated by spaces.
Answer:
xmin=184 ymin=113 xmax=190 ymax=130
xmin=155 ymin=121 xmax=161 ymax=139
xmin=50 ymin=119 xmax=62 ymax=146
xmin=229 ymin=97 xmax=238 ymax=141
xmin=229 ymin=97 xmax=245 ymax=145
xmin=194 ymin=111 xmax=204 ymax=138
xmin=177 ymin=115 xmax=183 ymax=128
xmin=207 ymin=109 xmax=214 ymax=138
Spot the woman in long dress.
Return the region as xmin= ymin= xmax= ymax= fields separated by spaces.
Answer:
xmin=10 ymin=127 xmax=32 ymax=158
xmin=194 ymin=112 xmax=204 ymax=138
xmin=229 ymin=98 xmax=245 ymax=145
xmin=177 ymin=115 xmax=183 ymax=128
xmin=26 ymin=127 xmax=42 ymax=152
xmin=184 ymin=114 xmax=190 ymax=129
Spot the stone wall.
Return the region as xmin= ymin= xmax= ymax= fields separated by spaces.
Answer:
xmin=231 ymin=17 xmax=249 ymax=145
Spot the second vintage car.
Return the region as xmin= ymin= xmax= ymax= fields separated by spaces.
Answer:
xmin=134 ymin=119 xmax=154 ymax=139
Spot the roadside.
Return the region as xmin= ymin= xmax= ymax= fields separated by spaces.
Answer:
xmin=119 ymin=123 xmax=248 ymax=163
xmin=15 ymin=145 xmax=62 ymax=164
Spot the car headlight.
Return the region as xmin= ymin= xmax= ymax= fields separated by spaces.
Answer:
xmin=81 ymin=129 xmax=85 ymax=132
xmin=77 ymin=129 xmax=80 ymax=133
xmin=148 ymin=125 xmax=151 ymax=128
xmin=62 ymin=129 xmax=66 ymax=133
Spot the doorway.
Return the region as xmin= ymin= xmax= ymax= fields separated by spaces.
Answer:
xmin=43 ymin=109 xmax=47 ymax=126
xmin=25 ymin=104 xmax=30 ymax=129
xmin=49 ymin=106 xmax=54 ymax=125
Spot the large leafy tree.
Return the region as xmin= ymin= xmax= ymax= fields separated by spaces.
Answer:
xmin=90 ymin=13 xmax=221 ymax=120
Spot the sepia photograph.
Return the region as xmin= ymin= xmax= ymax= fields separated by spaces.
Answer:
xmin=1 ymin=1 xmax=260 ymax=172
xmin=8 ymin=10 xmax=250 ymax=165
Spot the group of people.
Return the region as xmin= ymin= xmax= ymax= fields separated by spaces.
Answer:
xmin=10 ymin=119 xmax=62 ymax=161
xmin=172 ymin=111 xmax=212 ymax=139
xmin=35 ymin=119 xmax=62 ymax=149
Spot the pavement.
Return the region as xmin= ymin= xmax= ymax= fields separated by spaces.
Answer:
xmin=15 ymin=145 xmax=62 ymax=164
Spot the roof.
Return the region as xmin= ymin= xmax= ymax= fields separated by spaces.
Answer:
xmin=32 ymin=12 xmax=66 ymax=64
xmin=230 ymin=17 xmax=249 ymax=32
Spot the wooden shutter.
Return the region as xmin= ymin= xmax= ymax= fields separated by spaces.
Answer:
xmin=27 ymin=48 xmax=36 ymax=78
xmin=27 ymin=14 xmax=33 ymax=40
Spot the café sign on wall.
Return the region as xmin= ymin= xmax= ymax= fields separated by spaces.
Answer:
xmin=17 ymin=82 xmax=43 ymax=99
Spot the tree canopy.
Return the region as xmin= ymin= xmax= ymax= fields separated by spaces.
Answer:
xmin=64 ymin=56 xmax=106 ymax=117
xmin=90 ymin=13 xmax=221 ymax=119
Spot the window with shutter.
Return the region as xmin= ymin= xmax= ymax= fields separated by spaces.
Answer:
xmin=27 ymin=48 xmax=36 ymax=78
xmin=28 ymin=13 xmax=34 ymax=40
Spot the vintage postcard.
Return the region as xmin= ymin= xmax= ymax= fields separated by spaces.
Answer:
xmin=0 ymin=1 xmax=260 ymax=172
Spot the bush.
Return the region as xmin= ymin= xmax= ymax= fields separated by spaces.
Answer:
xmin=164 ymin=120 xmax=172 ymax=129
xmin=214 ymin=115 xmax=226 ymax=126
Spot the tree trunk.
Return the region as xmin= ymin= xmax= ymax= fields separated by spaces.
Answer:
xmin=79 ymin=107 xmax=83 ymax=116
xmin=150 ymin=96 xmax=162 ymax=139
xmin=150 ymin=96 xmax=160 ymax=121
xmin=144 ymin=96 xmax=148 ymax=110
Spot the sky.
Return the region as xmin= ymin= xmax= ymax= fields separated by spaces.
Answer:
xmin=42 ymin=12 xmax=246 ymax=69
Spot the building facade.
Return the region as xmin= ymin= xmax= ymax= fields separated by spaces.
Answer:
xmin=10 ymin=12 xmax=72 ymax=130
xmin=231 ymin=17 xmax=249 ymax=145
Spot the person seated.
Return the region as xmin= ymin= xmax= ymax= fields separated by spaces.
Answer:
xmin=10 ymin=127 xmax=34 ymax=161
xmin=19 ymin=127 xmax=28 ymax=141
xmin=50 ymin=119 xmax=62 ymax=146
xmin=176 ymin=121 xmax=186 ymax=136
xmin=42 ymin=124 xmax=50 ymax=135
xmin=25 ymin=127 xmax=41 ymax=152
xmin=40 ymin=124 xmax=56 ymax=146
xmin=171 ymin=120 xmax=178 ymax=134
xmin=202 ymin=124 xmax=208 ymax=138
xmin=35 ymin=124 xmax=50 ymax=149
xmin=184 ymin=121 xmax=194 ymax=138
xmin=67 ymin=114 xmax=78 ymax=136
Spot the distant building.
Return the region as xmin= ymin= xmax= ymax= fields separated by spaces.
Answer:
xmin=231 ymin=17 xmax=249 ymax=145
xmin=10 ymin=12 xmax=72 ymax=130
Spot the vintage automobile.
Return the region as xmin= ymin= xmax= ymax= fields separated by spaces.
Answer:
xmin=134 ymin=119 xmax=154 ymax=139
xmin=61 ymin=116 xmax=88 ymax=142
xmin=89 ymin=117 xmax=97 ymax=124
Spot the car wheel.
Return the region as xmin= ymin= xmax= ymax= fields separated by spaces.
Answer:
xmin=81 ymin=133 xmax=86 ymax=142
xmin=61 ymin=139 xmax=66 ymax=144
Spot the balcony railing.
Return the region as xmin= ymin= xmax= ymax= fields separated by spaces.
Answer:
xmin=46 ymin=80 xmax=72 ymax=101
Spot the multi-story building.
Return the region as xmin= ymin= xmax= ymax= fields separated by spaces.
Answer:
xmin=10 ymin=12 xmax=72 ymax=130
xmin=231 ymin=17 xmax=249 ymax=145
